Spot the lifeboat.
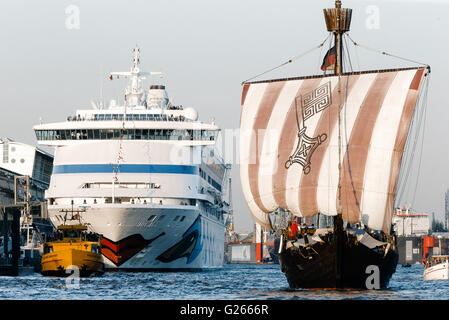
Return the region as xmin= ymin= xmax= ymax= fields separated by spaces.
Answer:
xmin=41 ymin=224 xmax=104 ymax=277
xmin=423 ymin=255 xmax=449 ymax=280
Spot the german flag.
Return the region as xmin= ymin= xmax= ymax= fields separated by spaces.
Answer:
xmin=321 ymin=46 xmax=336 ymax=71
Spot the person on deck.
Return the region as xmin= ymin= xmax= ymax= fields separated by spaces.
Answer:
xmin=288 ymin=219 xmax=298 ymax=240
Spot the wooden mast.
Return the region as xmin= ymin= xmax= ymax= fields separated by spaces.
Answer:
xmin=323 ymin=0 xmax=352 ymax=74
xmin=334 ymin=0 xmax=343 ymax=75
xmin=323 ymin=0 xmax=352 ymax=288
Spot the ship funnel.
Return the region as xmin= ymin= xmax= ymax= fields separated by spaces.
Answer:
xmin=147 ymin=85 xmax=169 ymax=109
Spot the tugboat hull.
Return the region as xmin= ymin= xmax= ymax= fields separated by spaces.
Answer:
xmin=278 ymin=233 xmax=398 ymax=289
xmin=41 ymin=249 xmax=104 ymax=277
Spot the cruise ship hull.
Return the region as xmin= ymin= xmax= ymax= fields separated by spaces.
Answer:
xmin=48 ymin=205 xmax=225 ymax=270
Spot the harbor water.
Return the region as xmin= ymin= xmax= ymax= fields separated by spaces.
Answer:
xmin=0 ymin=263 xmax=448 ymax=300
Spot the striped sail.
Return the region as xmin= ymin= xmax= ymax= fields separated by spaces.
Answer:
xmin=240 ymin=67 xmax=428 ymax=233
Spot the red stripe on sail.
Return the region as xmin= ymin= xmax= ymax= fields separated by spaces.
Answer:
xmin=299 ymin=75 xmax=359 ymax=216
xmin=240 ymin=84 xmax=251 ymax=126
xmin=248 ymin=81 xmax=286 ymax=213
xmin=382 ymin=68 xmax=426 ymax=233
xmin=340 ymin=72 xmax=398 ymax=223
xmin=272 ymin=79 xmax=323 ymax=209
xmin=242 ymin=84 xmax=251 ymax=106
xmin=409 ymin=69 xmax=425 ymax=91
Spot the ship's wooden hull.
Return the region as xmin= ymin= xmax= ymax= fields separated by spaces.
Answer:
xmin=41 ymin=249 xmax=104 ymax=277
xmin=278 ymin=232 xmax=398 ymax=289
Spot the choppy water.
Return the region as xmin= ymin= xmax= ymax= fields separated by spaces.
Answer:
xmin=0 ymin=263 xmax=447 ymax=300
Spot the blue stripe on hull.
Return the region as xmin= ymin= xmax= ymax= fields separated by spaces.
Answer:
xmin=53 ymin=164 xmax=198 ymax=175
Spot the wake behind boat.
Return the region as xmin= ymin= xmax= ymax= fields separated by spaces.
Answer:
xmin=240 ymin=0 xmax=429 ymax=289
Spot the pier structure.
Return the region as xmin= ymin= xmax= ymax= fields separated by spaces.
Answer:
xmin=0 ymin=139 xmax=55 ymax=275
xmin=392 ymin=208 xmax=430 ymax=237
xmin=0 ymin=137 xmax=54 ymax=231
xmin=0 ymin=138 xmax=53 ymax=207
xmin=255 ymin=223 xmax=276 ymax=264
xmin=0 ymin=175 xmax=53 ymax=276
xmin=0 ymin=206 xmax=21 ymax=276
xmin=391 ymin=207 xmax=449 ymax=264
xmin=226 ymin=224 xmax=278 ymax=264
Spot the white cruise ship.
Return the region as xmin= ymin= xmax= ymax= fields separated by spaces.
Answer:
xmin=33 ymin=47 xmax=231 ymax=270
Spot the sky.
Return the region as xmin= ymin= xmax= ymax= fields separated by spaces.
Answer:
xmin=0 ymin=0 xmax=448 ymax=232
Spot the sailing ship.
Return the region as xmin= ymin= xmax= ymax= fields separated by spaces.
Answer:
xmin=240 ymin=1 xmax=430 ymax=289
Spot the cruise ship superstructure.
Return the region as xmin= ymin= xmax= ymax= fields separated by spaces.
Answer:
xmin=33 ymin=47 xmax=231 ymax=270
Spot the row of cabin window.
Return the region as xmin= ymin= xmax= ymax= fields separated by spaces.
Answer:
xmin=198 ymin=167 xmax=222 ymax=192
xmin=35 ymin=129 xmax=216 ymax=141
xmin=68 ymin=114 xmax=188 ymax=122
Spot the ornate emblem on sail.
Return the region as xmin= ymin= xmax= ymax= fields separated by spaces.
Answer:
xmin=285 ymin=127 xmax=327 ymax=174
xmin=285 ymin=82 xmax=331 ymax=174
xmin=302 ymin=81 xmax=332 ymax=121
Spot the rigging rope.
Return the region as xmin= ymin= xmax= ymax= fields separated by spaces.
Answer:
xmin=395 ymin=74 xmax=430 ymax=207
xmin=411 ymin=82 xmax=428 ymax=205
xmin=397 ymin=74 xmax=430 ymax=206
xmin=113 ymin=102 xmax=127 ymax=187
xmin=343 ymin=35 xmax=353 ymax=72
xmin=317 ymin=38 xmax=325 ymax=72
xmin=242 ymin=34 xmax=331 ymax=84
xmin=346 ymin=34 xmax=430 ymax=69
xmin=396 ymin=91 xmax=422 ymax=200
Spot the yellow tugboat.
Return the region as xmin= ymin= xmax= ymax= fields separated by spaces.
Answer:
xmin=41 ymin=223 xmax=104 ymax=277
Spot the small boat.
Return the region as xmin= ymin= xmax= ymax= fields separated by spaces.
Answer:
xmin=402 ymin=263 xmax=411 ymax=268
xmin=19 ymin=213 xmax=44 ymax=274
xmin=423 ymin=255 xmax=449 ymax=280
xmin=41 ymin=223 xmax=104 ymax=277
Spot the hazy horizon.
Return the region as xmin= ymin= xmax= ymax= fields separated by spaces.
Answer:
xmin=1 ymin=0 xmax=448 ymax=232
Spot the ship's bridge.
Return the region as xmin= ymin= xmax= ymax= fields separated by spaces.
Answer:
xmin=33 ymin=46 xmax=219 ymax=147
xmin=33 ymin=112 xmax=219 ymax=146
